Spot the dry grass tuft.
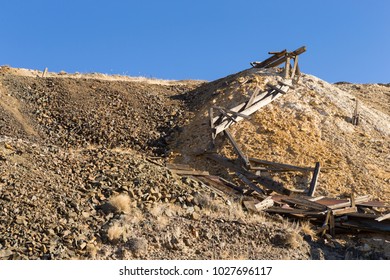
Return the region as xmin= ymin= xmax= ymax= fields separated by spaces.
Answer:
xmin=285 ymin=230 xmax=303 ymax=249
xmin=127 ymin=238 xmax=148 ymax=255
xmin=109 ymin=194 xmax=131 ymax=213
xmin=107 ymin=222 xmax=124 ymax=242
xmin=300 ymin=221 xmax=317 ymax=241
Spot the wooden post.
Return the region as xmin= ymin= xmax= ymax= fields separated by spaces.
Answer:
xmin=352 ymin=99 xmax=360 ymax=125
xmin=224 ymin=129 xmax=249 ymax=167
xmin=42 ymin=67 xmax=48 ymax=78
xmin=308 ymin=162 xmax=321 ymax=197
xmin=284 ymin=57 xmax=291 ymax=79
xmin=209 ymin=107 xmax=215 ymax=147
xmin=291 ymin=55 xmax=299 ymax=80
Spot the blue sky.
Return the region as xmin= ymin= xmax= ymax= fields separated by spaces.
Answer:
xmin=1 ymin=0 xmax=389 ymax=83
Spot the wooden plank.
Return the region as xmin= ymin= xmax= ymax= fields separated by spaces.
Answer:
xmin=265 ymin=207 xmax=324 ymax=217
xmin=194 ymin=176 xmax=235 ymax=198
xmin=308 ymin=196 xmax=325 ymax=202
xmin=237 ymin=172 xmax=266 ymax=196
xmin=317 ymin=196 xmax=370 ymax=209
xmin=205 ymin=154 xmax=292 ymax=195
xmin=255 ymin=196 xmax=274 ymax=210
xmin=281 ymin=197 xmax=327 ymax=211
xmin=224 ymin=129 xmax=249 ymax=167
xmin=212 ymin=89 xmax=269 ymax=124
xmin=217 ymin=176 xmax=245 ymax=193
xmin=278 ymin=80 xmax=295 ymax=89
xmin=166 ymin=163 xmax=192 ymax=170
xmin=375 ymin=213 xmax=390 ymax=222
xmin=249 ymin=158 xmax=313 ymax=172
xmin=170 ymin=169 xmax=209 ymax=176
xmin=244 ymin=86 xmax=261 ymax=109
xmin=251 ymin=49 xmax=287 ymax=68
xmin=308 ymin=162 xmax=321 ymax=197
xmin=214 ymin=91 xmax=282 ymax=135
xmin=267 ymin=83 xmax=288 ymax=94
xmin=332 ymin=206 xmax=357 ymax=216
xmin=212 ymin=106 xmax=249 ymax=119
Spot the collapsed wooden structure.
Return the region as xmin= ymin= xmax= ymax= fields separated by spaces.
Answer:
xmin=170 ymin=46 xmax=389 ymax=236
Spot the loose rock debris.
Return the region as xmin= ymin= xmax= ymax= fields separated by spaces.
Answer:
xmin=1 ymin=47 xmax=389 ymax=260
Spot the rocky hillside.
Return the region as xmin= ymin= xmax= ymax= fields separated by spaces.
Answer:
xmin=0 ymin=66 xmax=389 ymax=260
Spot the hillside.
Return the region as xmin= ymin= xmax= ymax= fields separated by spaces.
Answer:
xmin=0 ymin=65 xmax=389 ymax=260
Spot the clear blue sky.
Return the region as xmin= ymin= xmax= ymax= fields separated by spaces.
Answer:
xmin=1 ymin=0 xmax=389 ymax=83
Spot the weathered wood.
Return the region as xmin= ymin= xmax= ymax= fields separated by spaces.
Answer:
xmin=249 ymin=158 xmax=313 ymax=172
xmin=251 ymin=49 xmax=287 ymax=68
xmin=318 ymin=196 xmax=371 ymax=209
xmin=265 ymin=207 xmax=324 ymax=217
xmin=352 ymin=99 xmax=360 ymax=125
xmin=332 ymin=206 xmax=357 ymax=216
xmin=166 ymin=163 xmax=192 ymax=170
xmin=244 ymin=86 xmax=260 ymax=109
xmin=375 ymin=213 xmax=390 ymax=222
xmin=170 ymin=169 xmax=209 ymax=176
xmin=237 ymin=172 xmax=266 ymax=196
xmin=42 ymin=67 xmax=48 ymax=78
xmin=189 ymin=176 xmax=230 ymax=199
xmin=308 ymin=162 xmax=321 ymax=197
xmin=308 ymin=196 xmax=325 ymax=202
xmin=206 ymin=154 xmax=292 ymax=195
xmin=266 ymin=83 xmax=288 ymax=94
xmin=290 ymin=46 xmax=307 ymax=56
xmin=217 ymin=176 xmax=245 ymax=193
xmin=200 ymin=176 xmax=238 ymax=196
xmin=281 ymin=197 xmax=327 ymax=211
xmin=213 ymin=87 xmax=287 ymax=136
xmin=255 ymin=196 xmax=274 ymax=210
xmin=290 ymin=55 xmax=299 ymax=80
xmin=194 ymin=176 xmax=236 ymax=197
xmin=211 ymin=88 xmax=269 ymax=126
xmin=224 ymin=129 xmax=249 ymax=167
xmin=213 ymin=106 xmax=250 ymax=119
xmin=329 ymin=212 xmax=335 ymax=236
xmin=285 ymin=57 xmax=291 ymax=79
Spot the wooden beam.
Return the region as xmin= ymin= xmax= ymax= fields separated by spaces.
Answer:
xmin=375 ymin=213 xmax=390 ymax=222
xmin=291 ymin=55 xmax=299 ymax=80
xmin=237 ymin=172 xmax=266 ymax=196
xmin=212 ymin=106 xmax=249 ymax=119
xmin=170 ymin=169 xmax=210 ymax=176
xmin=249 ymin=158 xmax=313 ymax=172
xmin=244 ymin=86 xmax=261 ymax=109
xmin=281 ymin=197 xmax=327 ymax=211
xmin=251 ymin=49 xmax=287 ymax=68
xmin=332 ymin=206 xmax=357 ymax=216
xmin=214 ymin=87 xmax=287 ymax=136
xmin=166 ymin=163 xmax=192 ymax=170
xmin=308 ymin=162 xmax=321 ymax=197
xmin=329 ymin=212 xmax=335 ymax=237
xmin=266 ymin=83 xmax=288 ymax=94
xmin=224 ymin=129 xmax=249 ymax=167
xmin=290 ymin=46 xmax=307 ymax=56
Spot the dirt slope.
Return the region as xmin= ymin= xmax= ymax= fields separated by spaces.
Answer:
xmin=0 ymin=66 xmax=389 ymax=260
